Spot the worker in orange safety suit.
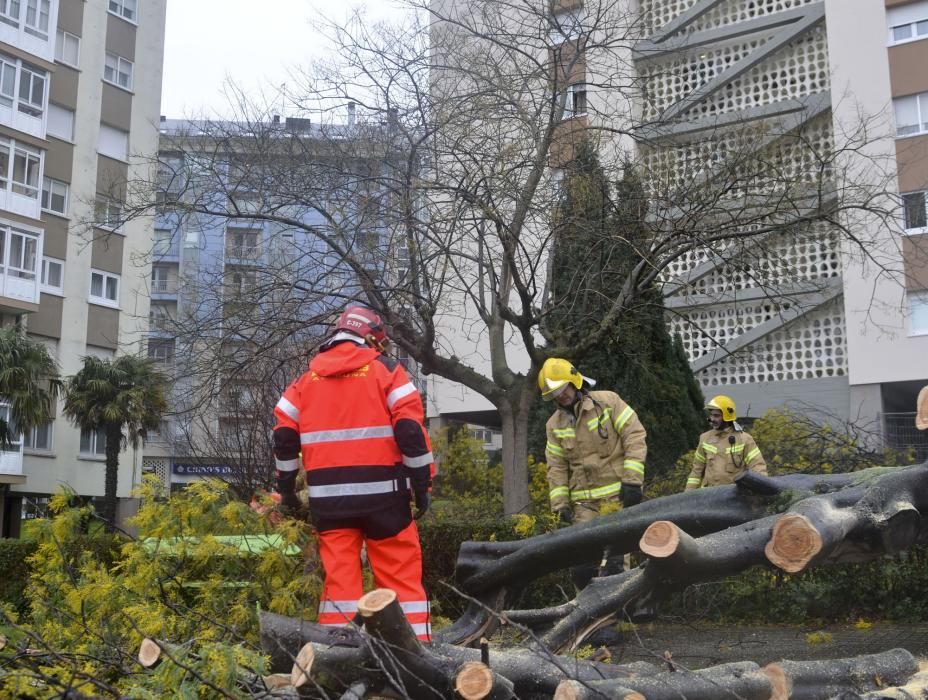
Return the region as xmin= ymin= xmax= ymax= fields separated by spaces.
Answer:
xmin=272 ymin=305 xmax=433 ymax=641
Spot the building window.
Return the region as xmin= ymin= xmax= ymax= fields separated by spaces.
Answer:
xmin=23 ymin=421 xmax=52 ymax=451
xmin=894 ymin=92 xmax=928 ymax=137
xmin=41 ymin=176 xmax=68 ymax=215
xmin=17 ymin=62 xmax=45 ymax=117
xmin=903 ymin=191 xmax=927 ymax=232
xmin=152 ymin=264 xmax=174 ymax=294
xmin=153 ymin=228 xmax=177 ymax=256
xmin=888 ymin=2 xmax=928 ymax=45
xmin=562 ymin=82 xmax=587 ymax=119
xmin=94 ymin=198 xmax=123 ymax=230
xmin=55 ymin=29 xmax=80 ymax=67
xmin=46 ymin=103 xmax=74 ymax=141
xmin=148 ymin=338 xmax=175 ymax=365
xmin=98 ymin=124 xmax=129 ymax=161
xmin=103 ymin=52 xmax=133 ymax=91
xmin=40 ymin=256 xmax=63 ymax=293
xmin=79 ymin=425 xmax=107 ymax=456
xmin=909 ymin=290 xmax=928 ymax=336
xmin=0 ymin=54 xmax=15 ymax=107
xmin=11 ymin=143 xmax=40 ymax=198
xmin=108 ymin=0 xmax=137 ymax=22
xmin=226 ymin=227 xmax=260 ymax=258
xmin=0 ymin=403 xmax=20 ymax=451
xmin=89 ymin=269 xmax=120 ymax=307
xmin=2 ymin=227 xmax=39 ymax=280
xmin=0 ymin=1 xmax=20 ymax=27
xmin=23 ymin=0 xmax=49 ymax=38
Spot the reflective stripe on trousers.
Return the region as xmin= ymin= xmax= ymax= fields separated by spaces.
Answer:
xmin=316 ymin=521 xmax=431 ymax=641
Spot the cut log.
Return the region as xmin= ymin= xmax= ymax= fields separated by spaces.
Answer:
xmin=762 ymin=649 xmax=919 ymax=700
xmin=262 ymin=673 xmax=293 ymax=690
xmin=357 ymin=588 xmax=422 ymax=653
xmin=857 ymin=670 xmax=928 ymax=699
xmin=555 ymin=661 xmax=770 ymax=700
xmin=290 ymin=642 xmax=314 ymax=688
xmin=137 ymin=638 xmax=183 ymax=668
xmin=454 ymin=661 xmax=516 ymax=699
xmin=259 ymin=610 xmax=363 ymax=672
xmin=765 ymin=464 xmax=928 ymax=574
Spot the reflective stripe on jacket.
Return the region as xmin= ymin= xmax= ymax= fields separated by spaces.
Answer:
xmin=545 ymin=390 xmax=647 ymax=511
xmin=685 ymin=426 xmax=766 ymax=490
xmin=273 ymin=340 xmax=433 ymax=516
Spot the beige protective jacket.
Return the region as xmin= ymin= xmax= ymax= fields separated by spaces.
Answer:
xmin=685 ymin=425 xmax=767 ymax=490
xmin=545 ymin=390 xmax=647 ymax=511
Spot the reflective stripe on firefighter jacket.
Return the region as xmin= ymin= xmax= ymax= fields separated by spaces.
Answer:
xmin=272 ymin=340 xmax=434 ymax=517
xmin=685 ymin=425 xmax=767 ymax=490
xmin=544 ymin=390 xmax=647 ymax=511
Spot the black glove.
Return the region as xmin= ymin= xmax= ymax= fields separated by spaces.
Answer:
xmin=413 ymin=490 xmax=431 ymax=520
xmin=556 ymin=505 xmax=573 ymax=526
xmin=621 ymin=483 xmax=643 ymax=508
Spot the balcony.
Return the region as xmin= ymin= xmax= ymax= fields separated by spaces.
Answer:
xmin=151 ymin=278 xmax=178 ymax=297
xmin=0 ymin=403 xmax=25 ymax=484
xmin=0 ymin=3 xmax=56 ymax=63
xmin=153 ymin=241 xmax=181 ymax=260
xmin=224 ymin=246 xmax=262 ymax=264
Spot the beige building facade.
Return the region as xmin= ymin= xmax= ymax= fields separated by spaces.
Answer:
xmin=0 ymin=0 xmax=166 ymax=535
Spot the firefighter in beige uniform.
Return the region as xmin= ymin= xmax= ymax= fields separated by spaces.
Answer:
xmin=685 ymin=395 xmax=767 ymax=490
xmin=540 ymin=358 xmax=647 ymax=588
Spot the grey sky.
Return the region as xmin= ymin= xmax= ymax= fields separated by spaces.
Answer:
xmin=160 ymin=1 xmax=409 ymax=118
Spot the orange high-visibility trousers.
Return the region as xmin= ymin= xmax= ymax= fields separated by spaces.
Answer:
xmin=316 ymin=521 xmax=431 ymax=641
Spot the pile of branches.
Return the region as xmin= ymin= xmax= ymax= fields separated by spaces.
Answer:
xmin=256 ymin=462 xmax=928 ymax=699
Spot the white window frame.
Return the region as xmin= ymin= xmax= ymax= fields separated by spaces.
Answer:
xmin=79 ymin=425 xmax=107 ymax=457
xmin=894 ymin=92 xmax=928 ymax=138
xmin=888 ymin=2 xmax=928 ymax=45
xmin=147 ymin=338 xmax=175 ymax=364
xmin=3 ymin=226 xmax=39 ymax=280
xmin=562 ymin=82 xmax=588 ymax=120
xmin=46 ymin=103 xmax=74 ymax=141
xmin=55 ymin=29 xmax=80 ymax=68
xmin=0 ymin=53 xmax=15 ymax=107
xmin=11 ymin=142 xmax=40 ymax=198
xmin=0 ymin=403 xmax=21 ymax=451
xmin=908 ymin=289 xmax=928 ymax=336
xmin=902 ymin=191 xmax=928 ymax=233
xmin=23 ymin=420 xmax=53 ymax=452
xmin=0 ymin=1 xmax=20 ymax=27
xmin=17 ymin=61 xmax=46 ymax=117
xmin=108 ymin=0 xmax=137 ymax=23
xmin=41 ymin=176 xmax=68 ymax=215
xmin=40 ymin=255 xmax=63 ymax=294
xmin=94 ymin=197 xmax=123 ymax=230
xmin=23 ymin=0 xmax=49 ymax=39
xmin=103 ymin=51 xmax=133 ymax=91
xmin=89 ymin=268 xmax=120 ymax=308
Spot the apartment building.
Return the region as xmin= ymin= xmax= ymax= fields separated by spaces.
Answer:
xmin=143 ymin=117 xmax=416 ymax=494
xmin=0 ymin=0 xmax=166 ymax=536
xmin=426 ymin=0 xmax=928 ymax=458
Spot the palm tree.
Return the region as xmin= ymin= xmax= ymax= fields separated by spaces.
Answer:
xmin=0 ymin=327 xmax=61 ymax=450
xmin=63 ymin=355 xmax=167 ymax=527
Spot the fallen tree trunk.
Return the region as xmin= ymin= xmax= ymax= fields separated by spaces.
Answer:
xmin=555 ymin=661 xmax=771 ymax=700
xmin=761 ymin=649 xmax=918 ymax=699
xmin=438 ymin=470 xmax=875 ymax=645
xmin=259 ymin=611 xmax=363 ymax=672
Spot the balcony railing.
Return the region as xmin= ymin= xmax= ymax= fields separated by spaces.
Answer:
xmin=151 ymin=279 xmax=178 ymax=294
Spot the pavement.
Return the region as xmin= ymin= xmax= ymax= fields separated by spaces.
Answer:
xmin=609 ymin=621 xmax=928 ymax=669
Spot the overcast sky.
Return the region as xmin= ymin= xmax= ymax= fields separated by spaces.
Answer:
xmin=160 ymin=1 xmax=410 ymax=119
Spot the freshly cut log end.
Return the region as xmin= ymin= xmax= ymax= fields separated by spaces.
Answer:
xmin=553 ymin=680 xmax=644 ymax=700
xmin=0 ymin=634 xmax=6 ymax=651
xmin=263 ymin=673 xmax=293 ymax=690
xmin=762 ymin=663 xmax=790 ymax=700
xmin=291 ymin=642 xmax=315 ymax=688
xmin=358 ymin=588 xmax=397 ymax=617
xmin=455 ymin=661 xmax=494 ymax=699
xmin=765 ymin=513 xmax=823 ymax=573
xmin=640 ymin=520 xmax=680 ymax=558
xmin=137 ymin=638 xmax=162 ymax=668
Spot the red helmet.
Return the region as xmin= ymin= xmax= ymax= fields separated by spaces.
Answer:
xmin=334 ymin=305 xmax=388 ymax=350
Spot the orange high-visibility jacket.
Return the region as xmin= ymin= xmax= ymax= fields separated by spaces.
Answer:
xmin=273 ymin=340 xmax=433 ymax=516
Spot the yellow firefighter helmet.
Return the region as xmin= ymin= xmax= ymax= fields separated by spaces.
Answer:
xmin=706 ymin=395 xmax=737 ymax=421
xmin=538 ymin=358 xmax=594 ymax=399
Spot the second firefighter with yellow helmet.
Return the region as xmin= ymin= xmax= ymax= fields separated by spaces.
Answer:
xmin=685 ymin=394 xmax=767 ymax=490
xmin=539 ymin=358 xmax=647 ymax=522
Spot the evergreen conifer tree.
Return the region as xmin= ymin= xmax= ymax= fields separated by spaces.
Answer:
xmin=531 ymin=140 xmax=705 ymax=479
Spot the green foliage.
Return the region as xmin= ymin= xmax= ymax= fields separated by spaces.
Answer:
xmin=0 ymin=327 xmax=62 ymax=449
xmin=530 ymin=141 xmax=704 ymax=479
xmin=432 ymin=427 xmax=502 ymax=507
xmin=0 ymin=478 xmax=317 ymax=698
